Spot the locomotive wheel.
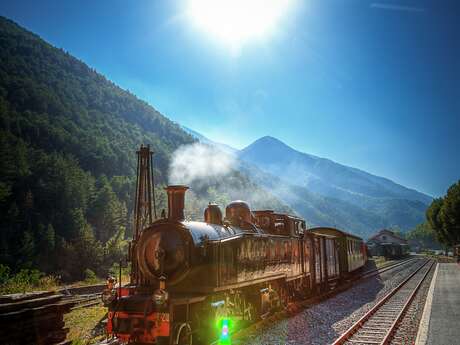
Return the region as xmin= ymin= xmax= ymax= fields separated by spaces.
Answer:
xmin=176 ymin=323 xmax=192 ymax=345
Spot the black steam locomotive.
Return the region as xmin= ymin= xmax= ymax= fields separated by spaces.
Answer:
xmin=104 ymin=146 xmax=366 ymax=345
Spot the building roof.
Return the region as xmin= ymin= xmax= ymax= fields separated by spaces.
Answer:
xmin=309 ymin=226 xmax=363 ymax=241
xmin=368 ymin=229 xmax=407 ymax=243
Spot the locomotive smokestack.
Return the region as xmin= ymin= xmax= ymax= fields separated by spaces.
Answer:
xmin=165 ymin=185 xmax=188 ymax=221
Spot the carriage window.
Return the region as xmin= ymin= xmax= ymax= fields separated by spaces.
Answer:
xmin=284 ymin=241 xmax=290 ymax=260
xmin=296 ymin=221 xmax=303 ymax=235
xmin=259 ymin=216 xmax=270 ymax=228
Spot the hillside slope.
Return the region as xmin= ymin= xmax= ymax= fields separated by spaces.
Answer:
xmin=0 ymin=17 xmax=290 ymax=280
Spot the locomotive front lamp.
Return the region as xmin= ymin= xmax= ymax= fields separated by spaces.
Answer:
xmin=153 ymin=276 xmax=169 ymax=305
xmin=101 ymin=276 xmax=117 ymax=305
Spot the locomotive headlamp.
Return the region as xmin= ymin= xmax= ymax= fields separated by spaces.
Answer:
xmin=101 ymin=289 xmax=116 ymax=305
xmin=153 ymin=276 xmax=168 ymax=305
xmin=101 ymin=276 xmax=117 ymax=305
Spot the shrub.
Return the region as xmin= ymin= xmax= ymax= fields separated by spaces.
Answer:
xmin=0 ymin=267 xmax=59 ymax=295
xmin=83 ymin=269 xmax=98 ymax=284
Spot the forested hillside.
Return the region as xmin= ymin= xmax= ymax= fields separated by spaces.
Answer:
xmin=0 ymin=16 xmax=289 ymax=283
xmin=0 ymin=15 xmax=194 ymax=281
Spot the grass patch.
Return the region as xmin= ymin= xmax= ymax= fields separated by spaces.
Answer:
xmin=64 ymin=305 xmax=107 ymax=344
xmin=370 ymin=256 xmax=390 ymax=268
xmin=0 ymin=266 xmax=60 ymax=295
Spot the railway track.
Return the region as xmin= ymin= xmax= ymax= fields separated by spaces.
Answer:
xmin=359 ymin=257 xmax=417 ymax=280
xmin=232 ymin=257 xmax=423 ymax=345
xmin=0 ymin=285 xmax=104 ymax=344
xmin=307 ymin=257 xmax=419 ymax=306
xmin=332 ymin=258 xmax=435 ymax=345
xmin=67 ymin=292 xmax=103 ymax=310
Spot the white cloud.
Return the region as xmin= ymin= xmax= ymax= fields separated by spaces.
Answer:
xmin=370 ymin=3 xmax=425 ymax=13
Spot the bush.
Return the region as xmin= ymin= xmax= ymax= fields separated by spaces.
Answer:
xmin=83 ymin=269 xmax=98 ymax=284
xmin=0 ymin=267 xmax=59 ymax=294
xmin=0 ymin=264 xmax=10 ymax=285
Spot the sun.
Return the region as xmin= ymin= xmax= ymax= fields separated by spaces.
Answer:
xmin=186 ymin=0 xmax=292 ymax=52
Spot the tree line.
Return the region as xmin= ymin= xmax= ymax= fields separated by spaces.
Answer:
xmin=426 ymin=180 xmax=460 ymax=250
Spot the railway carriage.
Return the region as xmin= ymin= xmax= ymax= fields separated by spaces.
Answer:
xmin=309 ymin=227 xmax=366 ymax=276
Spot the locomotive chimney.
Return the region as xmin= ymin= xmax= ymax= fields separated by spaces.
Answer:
xmin=165 ymin=185 xmax=188 ymax=221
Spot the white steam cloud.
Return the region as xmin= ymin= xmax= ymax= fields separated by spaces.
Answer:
xmin=169 ymin=143 xmax=236 ymax=185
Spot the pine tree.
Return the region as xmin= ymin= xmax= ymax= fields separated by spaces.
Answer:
xmin=19 ymin=229 xmax=35 ymax=268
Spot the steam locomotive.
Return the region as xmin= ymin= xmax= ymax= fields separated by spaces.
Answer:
xmin=103 ymin=146 xmax=367 ymax=345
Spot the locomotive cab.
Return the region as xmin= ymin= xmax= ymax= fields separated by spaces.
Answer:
xmin=253 ymin=210 xmax=305 ymax=237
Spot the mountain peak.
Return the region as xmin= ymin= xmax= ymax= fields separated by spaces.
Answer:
xmin=244 ymin=136 xmax=292 ymax=152
xmin=255 ymin=135 xmax=284 ymax=144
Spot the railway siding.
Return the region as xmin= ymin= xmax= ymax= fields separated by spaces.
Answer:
xmin=333 ymin=259 xmax=434 ymax=345
xmin=0 ymin=285 xmax=104 ymax=344
xmin=239 ymin=257 xmax=426 ymax=345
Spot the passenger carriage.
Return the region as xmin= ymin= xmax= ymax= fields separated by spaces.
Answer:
xmin=309 ymin=227 xmax=366 ymax=277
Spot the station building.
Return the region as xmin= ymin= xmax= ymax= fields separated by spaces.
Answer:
xmin=366 ymin=229 xmax=409 ymax=257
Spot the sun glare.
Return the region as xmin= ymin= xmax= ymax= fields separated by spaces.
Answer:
xmin=187 ymin=0 xmax=291 ymax=52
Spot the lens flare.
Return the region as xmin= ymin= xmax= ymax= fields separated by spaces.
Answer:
xmin=187 ymin=0 xmax=292 ymax=52
xmin=217 ymin=318 xmax=232 ymax=345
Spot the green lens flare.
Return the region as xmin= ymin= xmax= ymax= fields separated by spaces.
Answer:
xmin=217 ymin=318 xmax=232 ymax=345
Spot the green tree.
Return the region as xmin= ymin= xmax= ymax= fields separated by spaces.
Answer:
xmin=19 ymin=229 xmax=35 ymax=268
xmin=68 ymin=208 xmax=87 ymax=239
xmin=89 ymin=182 xmax=126 ymax=243
xmin=36 ymin=223 xmax=56 ymax=272
xmin=406 ymin=222 xmax=441 ymax=251
xmin=426 ymin=180 xmax=460 ymax=250
xmin=439 ymin=181 xmax=460 ymax=245
xmin=426 ymin=198 xmax=447 ymax=245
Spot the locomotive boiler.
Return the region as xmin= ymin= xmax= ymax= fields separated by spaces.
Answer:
xmin=104 ymin=146 xmax=366 ymax=345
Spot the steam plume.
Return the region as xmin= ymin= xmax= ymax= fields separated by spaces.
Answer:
xmin=169 ymin=143 xmax=236 ymax=185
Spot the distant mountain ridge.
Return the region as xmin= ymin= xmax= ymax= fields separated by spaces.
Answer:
xmin=239 ymin=136 xmax=431 ymax=204
xmin=238 ymin=136 xmax=431 ymax=236
xmin=184 ymin=129 xmax=431 ymax=237
xmin=181 ymin=126 xmax=237 ymax=154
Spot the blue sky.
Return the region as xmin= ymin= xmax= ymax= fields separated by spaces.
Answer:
xmin=0 ymin=0 xmax=459 ymax=197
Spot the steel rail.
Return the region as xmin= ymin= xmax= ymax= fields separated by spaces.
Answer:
xmin=332 ymin=259 xmax=431 ymax=345
xmin=359 ymin=257 xmax=418 ymax=280
xmin=380 ymin=260 xmax=435 ymax=344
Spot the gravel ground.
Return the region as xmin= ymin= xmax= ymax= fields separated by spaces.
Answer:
xmin=237 ymin=258 xmax=426 ymax=345
xmin=390 ymin=262 xmax=436 ymax=345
